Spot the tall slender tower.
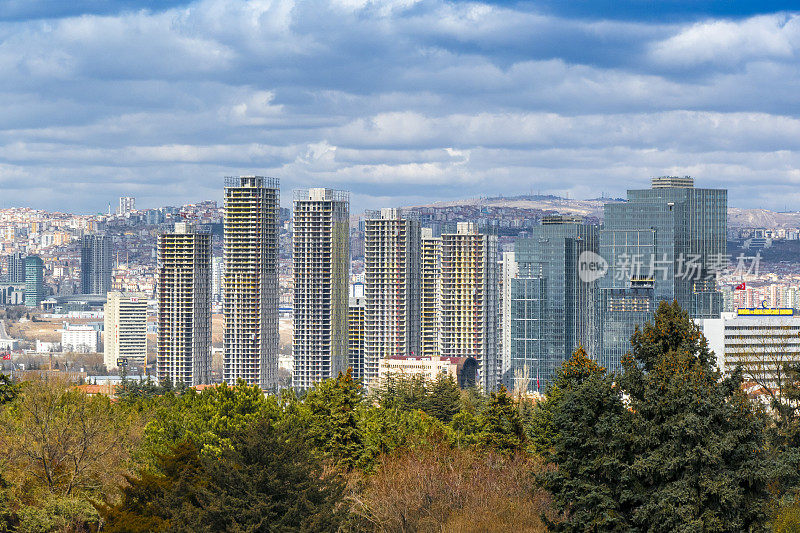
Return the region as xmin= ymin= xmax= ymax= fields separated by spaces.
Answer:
xmin=440 ymin=223 xmax=498 ymax=390
xmin=81 ymin=234 xmax=112 ymax=295
xmin=511 ymin=217 xmax=599 ymax=392
xmin=500 ymin=251 xmax=518 ymax=387
xmin=24 ymin=255 xmax=44 ymax=307
xmin=363 ymin=208 xmax=421 ymax=385
xmin=420 ymin=228 xmax=441 ymax=358
xmin=5 ymin=252 xmax=25 ymax=283
xmin=157 ymin=223 xmax=212 ymax=386
xmin=223 ymin=176 xmax=280 ymax=390
xmin=292 ymin=188 xmax=349 ymax=390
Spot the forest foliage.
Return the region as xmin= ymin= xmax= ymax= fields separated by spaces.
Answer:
xmin=2 ymin=301 xmax=800 ymax=531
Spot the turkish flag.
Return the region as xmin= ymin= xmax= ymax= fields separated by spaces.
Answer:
xmin=2 ymin=353 xmax=10 ymax=360
xmin=735 ymin=282 xmax=746 ymax=290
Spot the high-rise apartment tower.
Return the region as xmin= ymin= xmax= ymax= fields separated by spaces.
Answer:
xmin=348 ymin=295 xmax=366 ymax=380
xmin=157 ymin=223 xmax=212 ymax=386
xmin=223 ymin=176 xmax=280 ymax=390
xmin=292 ymin=188 xmax=350 ymax=389
xmin=420 ymin=228 xmax=441 ymax=357
xmin=81 ymin=234 xmax=112 ymax=295
xmin=363 ymin=208 xmax=421 ymax=385
xmin=439 ymin=223 xmax=499 ymax=390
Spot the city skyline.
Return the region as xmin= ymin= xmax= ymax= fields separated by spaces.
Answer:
xmin=1 ymin=1 xmax=800 ymax=213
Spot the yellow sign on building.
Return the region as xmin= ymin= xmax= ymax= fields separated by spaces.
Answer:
xmin=737 ymin=308 xmax=794 ymax=316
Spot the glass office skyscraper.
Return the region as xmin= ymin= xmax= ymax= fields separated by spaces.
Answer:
xmin=599 ymin=177 xmax=726 ymax=370
xmin=509 ymin=216 xmax=599 ymax=392
xmin=81 ymin=234 xmax=112 ymax=295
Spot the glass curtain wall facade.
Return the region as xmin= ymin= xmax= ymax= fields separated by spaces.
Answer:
xmin=510 ymin=217 xmax=599 ymax=392
xmin=81 ymin=234 xmax=112 ymax=295
xmin=599 ymin=177 xmax=726 ymax=370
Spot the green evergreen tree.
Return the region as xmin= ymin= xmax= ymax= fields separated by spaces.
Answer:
xmin=304 ymin=368 xmax=364 ymax=470
xmin=478 ymin=386 xmax=526 ymax=454
xmin=0 ymin=374 xmax=17 ymax=406
xmin=425 ymin=374 xmax=461 ymax=423
xmin=544 ymin=301 xmax=770 ymax=531
xmin=528 ymin=346 xmax=604 ymax=455
xmin=100 ymin=419 xmax=347 ymax=532
xmin=542 ymin=370 xmax=633 ymax=531
xmin=621 ymin=300 xmax=769 ymax=531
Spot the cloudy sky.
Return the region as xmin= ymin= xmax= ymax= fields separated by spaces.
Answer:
xmin=1 ymin=0 xmax=799 ymax=213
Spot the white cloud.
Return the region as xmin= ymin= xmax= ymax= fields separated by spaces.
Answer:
xmin=0 ymin=1 xmax=798 ymax=212
xmin=649 ymin=14 xmax=800 ymax=68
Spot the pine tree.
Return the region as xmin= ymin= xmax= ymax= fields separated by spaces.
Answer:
xmin=544 ymin=301 xmax=770 ymax=531
xmin=620 ymin=301 xmax=769 ymax=531
xmin=304 ymin=368 xmax=365 ymax=470
xmin=479 ymin=386 xmax=526 ymax=454
xmin=426 ymin=374 xmax=461 ymax=423
xmin=528 ymin=346 xmax=605 ymax=455
xmin=0 ymin=374 xmax=17 ymax=405
xmin=541 ymin=371 xmax=633 ymax=531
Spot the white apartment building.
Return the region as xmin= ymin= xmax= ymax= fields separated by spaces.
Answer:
xmin=700 ymin=309 xmax=800 ymax=391
xmin=61 ymin=324 xmax=99 ymax=353
xmin=104 ymin=292 xmax=147 ymax=370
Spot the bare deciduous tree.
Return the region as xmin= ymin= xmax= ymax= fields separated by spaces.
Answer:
xmin=0 ymin=376 xmax=142 ymax=499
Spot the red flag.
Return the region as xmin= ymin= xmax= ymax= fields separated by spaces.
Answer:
xmin=735 ymin=282 xmax=746 ymax=290
xmin=2 ymin=353 xmax=10 ymax=360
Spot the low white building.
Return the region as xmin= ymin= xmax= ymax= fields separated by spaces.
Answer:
xmin=60 ymin=324 xmax=100 ymax=353
xmin=699 ymin=309 xmax=800 ymax=390
xmin=35 ymin=340 xmax=61 ymax=353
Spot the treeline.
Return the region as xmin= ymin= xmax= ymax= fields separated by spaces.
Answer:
xmin=1 ymin=301 xmax=800 ymax=531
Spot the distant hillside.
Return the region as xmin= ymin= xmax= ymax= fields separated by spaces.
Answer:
xmin=727 ymin=208 xmax=800 ymax=229
xmin=408 ymin=195 xmax=620 ymax=219
xmin=404 ymin=195 xmax=800 ymax=229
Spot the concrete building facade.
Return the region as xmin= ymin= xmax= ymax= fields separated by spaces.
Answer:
xmin=223 ymin=176 xmax=280 ymax=390
xmin=439 ymin=222 xmax=499 ymax=390
xmin=104 ymin=291 xmax=147 ymax=371
xmin=157 ymin=223 xmax=212 ymax=386
xmin=348 ymin=295 xmax=365 ymax=380
xmin=292 ymin=188 xmax=350 ymax=390
xmin=363 ymin=208 xmax=421 ymax=385
xmin=420 ymin=228 xmax=442 ymax=358
xmin=61 ymin=324 xmax=99 ymax=353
